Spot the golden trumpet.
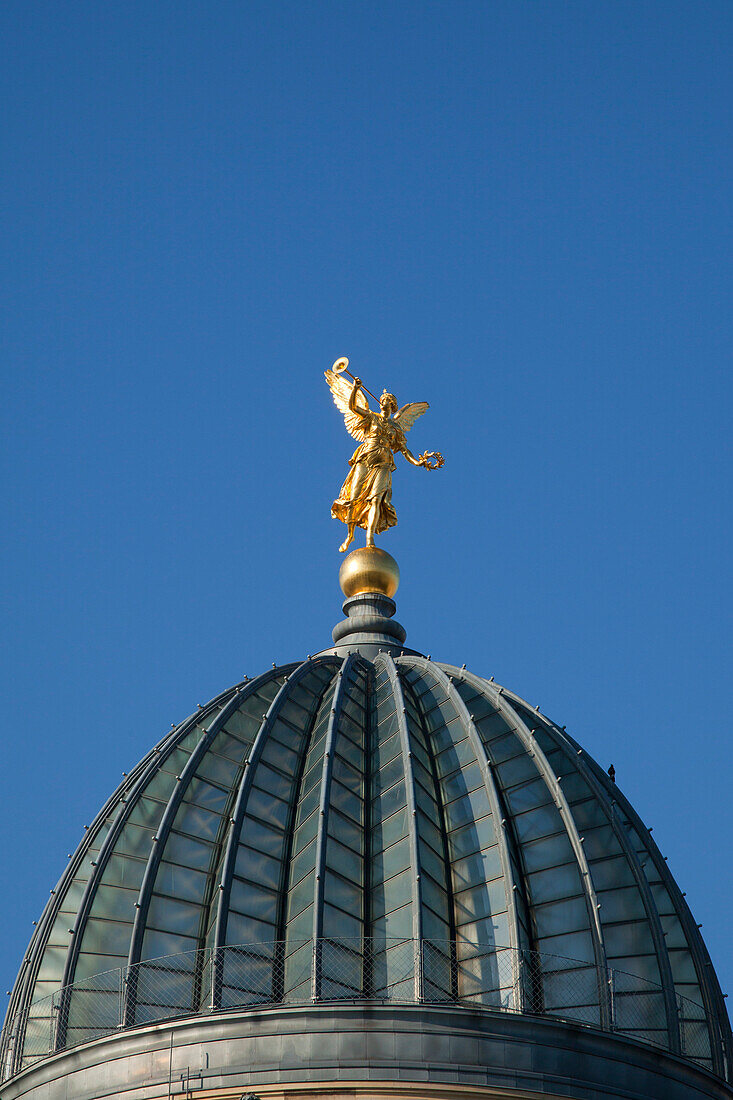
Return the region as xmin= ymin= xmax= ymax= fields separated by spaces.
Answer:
xmin=331 ymin=357 xmax=380 ymax=403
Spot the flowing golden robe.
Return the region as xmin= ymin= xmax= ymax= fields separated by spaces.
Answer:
xmin=331 ymin=412 xmax=406 ymax=535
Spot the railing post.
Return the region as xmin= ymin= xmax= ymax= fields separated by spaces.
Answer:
xmin=49 ymin=997 xmax=56 ymax=1055
xmin=117 ymin=969 xmax=125 ymax=1029
xmin=122 ymin=962 xmax=136 ymax=1029
xmin=512 ymin=949 xmax=524 ymax=1014
xmin=311 ymin=939 xmax=319 ymax=1003
xmin=607 ymin=966 xmax=615 ymax=1030
xmin=207 ymin=948 xmax=217 ymax=1011
xmin=412 ymin=939 xmax=419 ymax=1003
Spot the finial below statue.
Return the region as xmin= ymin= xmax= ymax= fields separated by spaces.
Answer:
xmin=325 ymin=357 xmax=444 ymax=553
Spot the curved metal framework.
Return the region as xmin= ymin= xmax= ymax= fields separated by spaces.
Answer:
xmin=2 ymin=655 xmax=730 ymax=1085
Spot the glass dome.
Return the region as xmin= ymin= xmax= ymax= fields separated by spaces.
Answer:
xmin=0 ymin=561 xmax=729 ymax=1100
xmin=3 ymin=617 xmax=731 ymax=1088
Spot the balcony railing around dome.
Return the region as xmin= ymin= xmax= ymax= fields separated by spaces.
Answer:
xmin=1 ymin=939 xmax=723 ymax=1083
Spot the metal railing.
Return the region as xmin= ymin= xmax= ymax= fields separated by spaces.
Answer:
xmin=1 ymin=939 xmax=720 ymax=1081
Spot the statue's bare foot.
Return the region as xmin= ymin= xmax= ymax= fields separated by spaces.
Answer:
xmin=339 ymin=537 xmax=352 ymax=553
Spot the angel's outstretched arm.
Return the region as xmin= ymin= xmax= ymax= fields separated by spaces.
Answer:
xmin=397 ymin=436 xmax=426 ymax=467
xmin=348 ymin=377 xmax=366 ymax=413
xmin=398 ymin=434 xmax=444 ymax=471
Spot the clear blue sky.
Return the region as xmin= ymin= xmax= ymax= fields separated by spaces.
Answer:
xmin=1 ymin=1 xmax=731 ymax=1005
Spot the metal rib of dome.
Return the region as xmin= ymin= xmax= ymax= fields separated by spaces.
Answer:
xmin=3 ymin=651 xmax=731 ymax=1086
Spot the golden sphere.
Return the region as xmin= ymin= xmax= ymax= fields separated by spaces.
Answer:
xmin=339 ymin=547 xmax=400 ymax=599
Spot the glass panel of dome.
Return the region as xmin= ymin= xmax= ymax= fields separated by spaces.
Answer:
xmin=141 ymin=929 xmax=198 ymax=960
xmin=331 ymin=754 xmax=362 ymax=794
xmin=378 ymin=776 xmax=409 ymax=820
xmin=246 ymin=787 xmax=289 ymax=828
xmin=604 ymin=921 xmax=656 ymax=958
xmin=373 ymin=806 xmax=408 ymax=850
xmin=568 ymin=796 xmax=610 ymax=833
xmin=338 ymin=708 xmax=363 ymax=743
xmin=172 ymin=805 xmax=221 ymax=842
xmin=91 ymin=883 xmax=138 ymax=919
xmin=288 ymin=869 xmax=315 ymax=920
xmin=232 ymin=846 xmax=280 ymax=893
xmin=534 ymin=896 xmax=590 ymax=938
xmin=285 ymin=902 xmax=313 ymax=944
xmin=510 ymin=803 xmax=563 ymax=844
xmin=375 ymin=903 xmax=413 ymax=941
xmin=235 ymin=881 xmax=280 ymax=924
xmin=373 ymin=835 xmax=411 ymax=882
xmin=441 ymin=761 xmax=483 ymax=804
xmin=421 ymin=871 xmax=448 ymax=917
xmin=326 ymin=837 xmax=363 ymax=878
xmin=327 ymin=779 xmax=363 ymax=823
xmin=371 ymin=730 xmax=400 ymax=769
xmin=447 ymin=819 xmax=494 ymax=861
xmin=336 ymin=731 xmax=363 ymax=770
xmin=527 ymin=862 xmax=585 ymax=905
xmin=146 ymin=894 xmax=202 ymax=938
xmin=115 ymin=821 xmax=160 ymax=859
xmin=264 ymin=718 xmax=300 ymax=752
xmin=226 ymin=911 xmax=275 ymax=946
xmin=238 ymin=816 xmax=285 ymax=859
xmin=340 ymin=693 xmax=365 ymax=724
xmin=164 ymin=831 xmax=213 ymax=867
xmin=433 ymin=735 xmax=475 ymax=776
xmin=81 ymin=917 xmax=134 ymax=957
xmin=410 ymin=738 xmax=432 ymax=774
xmin=156 ymin=861 xmax=207 ymax=903
xmin=72 ymin=953 xmax=125 ymax=982
xmin=288 ymin=837 xmax=316 ymax=888
xmin=598 ymin=884 xmax=648 ymax=923
xmin=503 ymin=776 xmax=554 ymax=815
xmin=413 ymin=784 xmax=440 ymax=827
xmin=160 ymin=745 xmax=203 ymax=779
xmin=322 ymin=902 xmax=361 ymax=940
xmin=454 ymin=879 xmax=507 ymax=922
xmin=324 ymin=871 xmax=361 ymax=912
xmin=326 ymin=840 xmax=363 ymax=887
xmin=372 ymin=867 xmax=412 ymax=916
xmin=35 ymin=945 xmax=67 ymax=982
xmin=417 ymin=838 xmax=445 ymax=884
xmin=415 ymin=808 xmax=442 ymax=856
xmin=122 ymin=795 xmax=164 ymax=831
xmin=443 ymin=787 xmax=491 ymax=831
xmin=421 ymin=907 xmax=450 ymax=940
xmin=293 ymin=809 xmax=319 ymax=854
xmin=295 ymin=782 xmax=320 ymax=826
xmin=194 ymin=750 xmax=240 ymax=788
xmin=300 ymin=750 xmax=324 ymax=795
xmin=451 ymin=847 xmax=503 ymax=891
xmin=260 ymin=736 xmax=298 ymax=774
xmin=251 ymin=762 xmax=293 ymax=802
xmin=410 ymin=755 xmax=433 ymax=793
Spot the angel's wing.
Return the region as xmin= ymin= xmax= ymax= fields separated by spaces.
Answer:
xmin=324 ymin=370 xmax=373 ymax=442
xmin=393 ymin=401 xmax=429 ymax=433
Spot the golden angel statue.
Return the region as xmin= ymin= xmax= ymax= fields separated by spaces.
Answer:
xmin=325 ymin=358 xmax=444 ymax=552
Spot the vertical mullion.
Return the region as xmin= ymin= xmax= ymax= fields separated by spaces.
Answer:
xmin=312 ymin=655 xmax=357 ymax=997
xmin=377 ymin=654 xmax=423 ymax=1003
